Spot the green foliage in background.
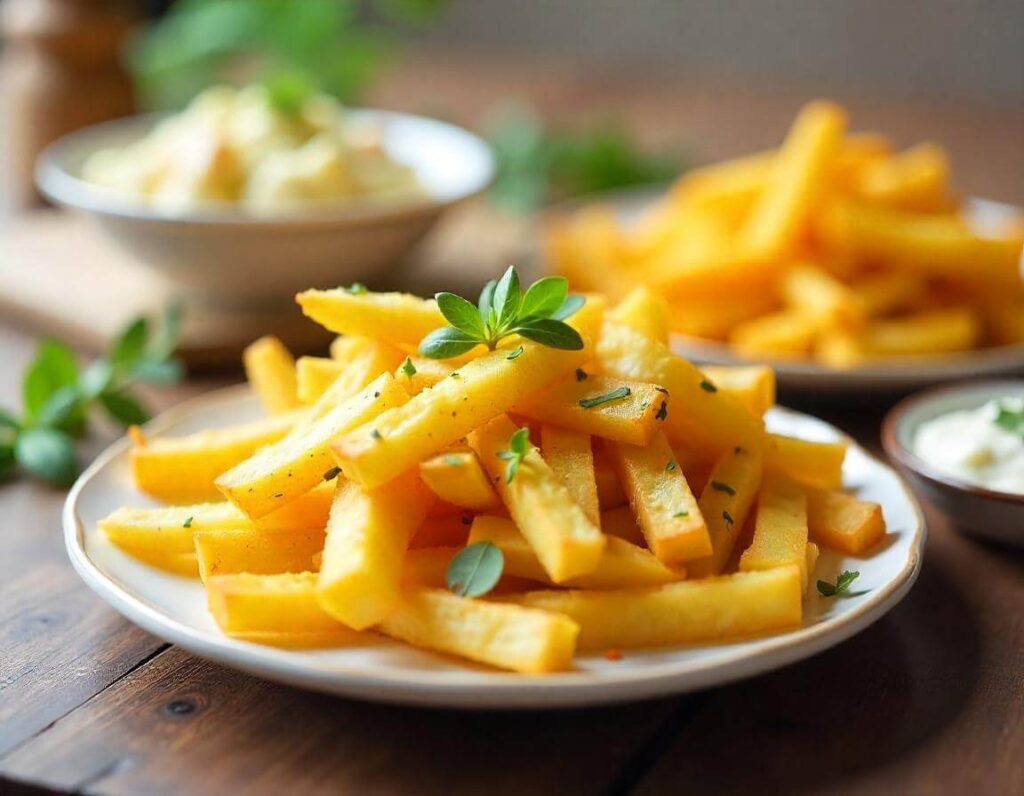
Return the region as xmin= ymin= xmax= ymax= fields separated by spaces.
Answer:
xmin=486 ymin=105 xmax=685 ymax=212
xmin=0 ymin=309 xmax=184 ymax=487
xmin=128 ymin=0 xmax=449 ymax=110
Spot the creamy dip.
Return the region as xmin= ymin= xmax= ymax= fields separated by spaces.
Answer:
xmin=913 ymin=397 xmax=1024 ymax=494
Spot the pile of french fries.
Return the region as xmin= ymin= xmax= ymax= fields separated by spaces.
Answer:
xmin=548 ymin=101 xmax=1024 ymax=367
xmin=99 ymin=283 xmax=887 ymax=673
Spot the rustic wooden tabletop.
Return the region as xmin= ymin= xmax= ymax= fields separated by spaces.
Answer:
xmin=1 ymin=51 xmax=1023 ymax=795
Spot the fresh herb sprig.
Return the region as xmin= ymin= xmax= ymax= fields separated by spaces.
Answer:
xmin=447 ymin=541 xmax=504 ymax=597
xmin=0 ymin=307 xmax=183 ymax=486
xmin=495 ymin=427 xmax=531 ymax=484
xmin=419 ymin=266 xmax=585 ymax=359
xmin=817 ymin=570 xmax=867 ymax=598
xmin=993 ymin=402 xmax=1024 ymax=436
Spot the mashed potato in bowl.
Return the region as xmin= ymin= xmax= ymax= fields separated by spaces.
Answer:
xmin=82 ymin=85 xmax=422 ymax=213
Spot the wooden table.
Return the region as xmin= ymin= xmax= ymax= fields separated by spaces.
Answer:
xmin=2 ymin=51 xmax=1023 ymax=795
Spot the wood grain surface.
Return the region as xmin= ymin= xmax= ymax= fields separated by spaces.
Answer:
xmin=1 ymin=49 xmax=1023 ymax=795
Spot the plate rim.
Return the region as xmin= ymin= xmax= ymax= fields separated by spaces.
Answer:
xmin=63 ymin=384 xmax=927 ymax=709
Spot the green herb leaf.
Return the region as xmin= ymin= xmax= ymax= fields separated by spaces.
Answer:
xmin=183 ymin=516 xmax=194 ymax=529
xmin=131 ymin=357 xmax=184 ymax=384
xmin=418 ymin=327 xmax=480 ymax=360
xmin=491 ymin=266 xmax=521 ymax=330
xmin=149 ymin=304 xmax=183 ymax=360
xmin=496 ymin=427 xmax=531 ymax=483
xmin=699 ymin=379 xmax=718 ymax=393
xmin=264 ymin=69 xmax=316 ymax=115
xmin=513 ymin=318 xmax=584 ymax=351
xmin=477 ymin=279 xmax=497 ymax=325
xmin=673 ymin=511 xmax=689 ymax=518
xmin=666 ymin=459 xmax=677 ymax=473
xmin=506 ymin=345 xmax=524 ymax=360
xmin=722 ymin=510 xmax=734 ymax=527
xmin=100 ymin=390 xmax=150 ymax=427
xmin=37 ymin=385 xmax=83 ymax=430
xmin=817 ymin=570 xmax=865 ymax=598
xmin=579 ymin=386 xmax=631 ymax=409
xmin=345 ymin=283 xmax=368 ymax=295
xmin=446 ymin=541 xmax=504 ymax=597
xmin=111 ymin=318 xmax=149 ymax=371
xmin=551 ymin=294 xmax=586 ymax=322
xmin=15 ymin=427 xmax=77 ymax=486
xmin=655 ymin=400 xmax=668 ymax=421
xmin=79 ymin=360 xmax=113 ymax=399
xmin=518 ymin=276 xmax=568 ymax=320
xmin=575 ymin=368 xmax=588 ymax=382
xmin=710 ymin=481 xmax=736 ymax=496
xmin=443 ymin=454 xmax=463 ymax=467
xmin=400 ymin=357 xmax=417 ymax=378
xmin=323 ymin=466 xmax=341 ymax=481
xmin=23 ymin=340 xmax=79 ymax=422
xmin=993 ymin=402 xmax=1024 ymax=436
xmin=0 ymin=443 xmax=15 ymax=481
xmin=436 ymin=292 xmax=486 ymax=337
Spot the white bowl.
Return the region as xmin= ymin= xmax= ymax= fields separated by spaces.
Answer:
xmin=36 ymin=109 xmax=495 ymax=309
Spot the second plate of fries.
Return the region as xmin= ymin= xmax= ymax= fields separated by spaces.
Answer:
xmin=546 ymin=101 xmax=1024 ymax=392
xmin=65 ymin=275 xmax=924 ymax=707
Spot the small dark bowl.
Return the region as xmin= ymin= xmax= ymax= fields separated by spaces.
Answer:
xmin=882 ymin=380 xmax=1024 ymax=547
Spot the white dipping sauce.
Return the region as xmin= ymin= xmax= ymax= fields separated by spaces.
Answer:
xmin=913 ymin=398 xmax=1024 ymax=494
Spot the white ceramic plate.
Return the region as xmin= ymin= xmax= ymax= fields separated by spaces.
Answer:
xmin=65 ymin=386 xmax=925 ymax=709
xmin=542 ymin=189 xmax=1024 ymax=395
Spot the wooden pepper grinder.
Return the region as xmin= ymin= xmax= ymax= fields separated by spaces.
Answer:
xmin=0 ymin=0 xmax=136 ymax=211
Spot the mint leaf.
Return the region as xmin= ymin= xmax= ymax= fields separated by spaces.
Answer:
xmin=0 ymin=443 xmax=15 ymax=481
xmin=23 ymin=340 xmax=78 ymax=422
xmin=149 ymin=303 xmax=182 ymax=360
xmin=491 ymin=266 xmax=521 ymax=330
xmin=478 ymin=280 xmax=497 ymax=327
xmin=37 ymin=385 xmax=83 ymax=431
xmin=79 ymin=360 xmax=113 ymax=399
xmin=418 ymin=327 xmax=480 ymax=359
xmin=513 ymin=318 xmax=584 ymax=350
xmin=447 ymin=542 xmax=504 ymax=597
xmin=435 ymin=292 xmax=486 ymax=337
xmin=518 ymin=276 xmax=568 ymax=320
xmin=132 ymin=357 xmax=184 ymax=383
xmin=111 ymin=318 xmax=149 ymax=370
xmin=15 ymin=427 xmax=77 ymax=486
xmin=552 ymin=294 xmax=586 ymax=321
xmin=100 ymin=390 xmax=150 ymax=426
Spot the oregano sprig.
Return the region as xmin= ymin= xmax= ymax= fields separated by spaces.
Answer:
xmin=817 ymin=570 xmax=867 ymax=598
xmin=0 ymin=306 xmax=183 ymax=486
xmin=495 ymin=427 xmax=531 ymax=484
xmin=419 ymin=266 xmax=585 ymax=359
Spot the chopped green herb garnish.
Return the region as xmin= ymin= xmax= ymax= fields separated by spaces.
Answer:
xmin=722 ymin=510 xmax=734 ymax=527
xmin=418 ymin=266 xmax=584 ymax=359
xmin=575 ymin=368 xmax=588 ymax=382
xmin=655 ymin=386 xmax=669 ymax=395
xmin=495 ymin=427 xmax=531 ymax=483
xmin=506 ymin=345 xmax=524 ymax=360
xmin=993 ymin=402 xmax=1024 ymax=436
xmin=183 ymin=516 xmax=193 ymax=528
xmin=673 ymin=511 xmax=689 ymax=518
xmin=699 ymin=379 xmax=718 ymax=393
xmin=400 ymin=357 xmax=417 ymax=378
xmin=443 ymin=454 xmax=464 ymax=467
xmin=666 ymin=459 xmax=677 ymax=473
xmin=655 ymin=400 xmax=668 ymax=421
xmin=447 ymin=542 xmax=504 ymax=597
xmin=345 ymin=283 xmax=368 ymax=295
xmin=579 ymin=386 xmax=631 ymax=409
xmin=817 ymin=570 xmax=866 ymax=598
xmin=710 ymin=481 xmax=736 ymax=496
xmin=323 ymin=466 xmax=341 ymax=481
xmin=370 ymin=429 xmax=382 ymax=441
xmin=450 ymin=372 xmax=460 ymax=379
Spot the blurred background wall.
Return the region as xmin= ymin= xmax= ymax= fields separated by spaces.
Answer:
xmin=405 ymin=0 xmax=1024 ymax=102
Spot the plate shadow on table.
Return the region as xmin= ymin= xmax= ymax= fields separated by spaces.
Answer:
xmin=628 ymin=551 xmax=982 ymax=795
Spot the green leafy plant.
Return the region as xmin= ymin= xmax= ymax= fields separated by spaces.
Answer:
xmin=0 ymin=308 xmax=183 ymax=486
xmin=993 ymin=402 xmax=1024 ymax=436
xmin=127 ymin=0 xmax=449 ymax=110
xmin=495 ymin=427 xmax=531 ymax=484
xmin=487 ymin=104 xmax=684 ymax=212
xmin=419 ymin=266 xmax=585 ymax=359
xmin=446 ymin=541 xmax=504 ymax=597
xmin=578 ymin=386 xmax=631 ymax=409
xmin=817 ymin=570 xmax=867 ymax=598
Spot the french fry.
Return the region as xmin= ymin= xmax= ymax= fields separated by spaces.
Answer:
xmin=217 ymin=374 xmax=407 ymax=518
xmin=514 ymin=566 xmax=802 ymax=650
xmin=608 ymin=286 xmax=670 ymax=344
xmin=469 ymin=415 xmax=605 ymax=583
xmin=419 ymin=449 xmax=500 ymax=512
xmin=739 ymin=100 xmax=846 ymax=257
xmin=668 ymin=291 xmax=779 ymax=340
xmin=849 ymin=270 xmax=927 ymax=317
xmin=739 ymin=474 xmax=809 ymax=588
xmin=295 ymin=356 xmax=345 ymax=403
xmin=317 ymin=470 xmax=433 ymax=630
xmin=392 ymin=355 xmax=458 ymax=395
xmin=857 ymin=308 xmax=980 ymax=356
xmin=701 ymin=365 xmax=776 ymax=419
xmin=207 ymin=572 xmax=364 ymax=639
xmin=296 ymin=289 xmax=446 ymax=346
xmin=687 ymin=444 xmax=764 ymax=577
xmin=305 ymin=339 xmax=406 ymax=413
xmin=514 ymin=373 xmax=668 ymax=446
xmin=332 ymin=300 xmax=601 ymax=489
xmin=805 ymin=541 xmax=820 ymax=593
xmin=378 ymin=587 xmax=580 ymax=673
xmin=469 ymin=515 xmax=681 ymax=589
xmin=402 ymin=547 xmax=458 ymax=588
xmin=781 ymin=262 xmax=866 ymax=329
xmin=766 ymin=433 xmax=847 ymax=490
xmin=852 ymin=143 xmax=954 ymax=213
xmin=593 ymin=442 xmax=628 ymax=509
xmin=116 ymin=544 xmax=199 ymax=577
xmin=600 ymin=505 xmax=645 ymax=546
xmin=807 ymin=488 xmax=885 ymax=555
xmin=540 ymin=425 xmax=600 ymax=526
xmin=729 ymin=311 xmax=818 ymax=358
xmin=99 ymin=481 xmax=335 ymax=556
xmin=608 ymin=431 xmax=710 ymax=564
xmin=243 ymin=336 xmax=300 ymax=413
xmin=131 ymin=409 xmax=303 ymax=503
xmin=597 ymin=321 xmax=763 ymax=456
xmin=194 ymin=527 xmax=326 ymax=581
xmin=410 ymin=513 xmax=473 ymax=549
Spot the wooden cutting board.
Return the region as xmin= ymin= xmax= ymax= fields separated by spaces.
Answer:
xmin=0 ymin=204 xmax=533 ymax=369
